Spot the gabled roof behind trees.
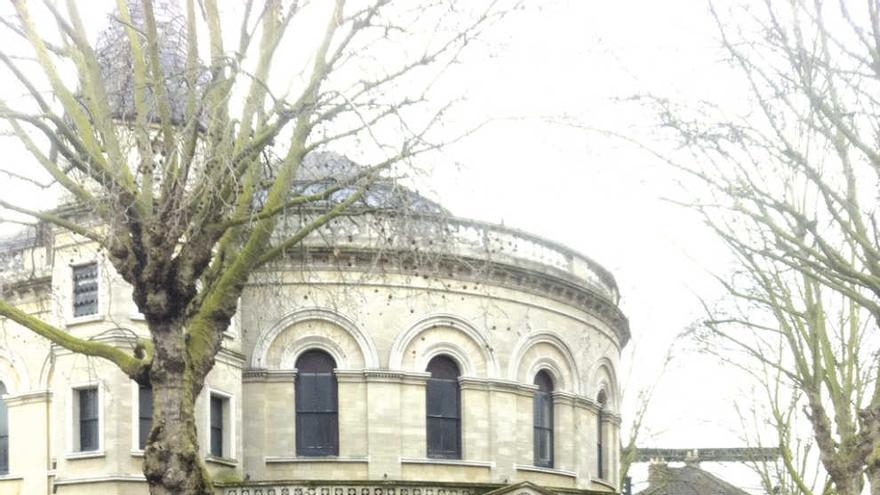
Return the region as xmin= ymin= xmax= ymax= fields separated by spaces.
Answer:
xmin=637 ymin=464 xmax=750 ymax=495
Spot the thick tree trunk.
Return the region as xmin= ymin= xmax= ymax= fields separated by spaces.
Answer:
xmin=869 ymin=468 xmax=880 ymax=495
xmin=143 ymin=321 xmax=213 ymax=495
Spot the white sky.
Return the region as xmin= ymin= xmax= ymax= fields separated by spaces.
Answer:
xmin=0 ymin=0 xmax=782 ymax=492
xmin=432 ymin=1 xmax=768 ymax=491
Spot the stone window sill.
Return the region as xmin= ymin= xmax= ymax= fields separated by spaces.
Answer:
xmin=206 ymin=455 xmax=238 ymax=467
xmin=0 ymin=474 xmax=23 ymax=481
xmin=265 ymin=456 xmax=369 ymax=464
xmin=64 ymin=450 xmax=106 ymax=460
xmin=515 ymin=464 xmax=577 ymax=478
xmin=400 ymin=457 xmax=494 ymax=468
xmin=66 ymin=314 xmax=104 ymax=328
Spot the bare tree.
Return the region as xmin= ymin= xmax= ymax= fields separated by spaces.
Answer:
xmin=648 ymin=1 xmax=880 ymax=495
xmin=618 ymin=343 xmax=674 ymax=488
xmin=0 ymin=0 xmax=519 ymax=493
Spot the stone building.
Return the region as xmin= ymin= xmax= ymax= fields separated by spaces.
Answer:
xmin=0 ymin=2 xmax=629 ymax=495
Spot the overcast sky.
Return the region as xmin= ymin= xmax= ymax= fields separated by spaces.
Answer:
xmin=0 ymin=0 xmax=773 ymax=491
xmin=432 ymin=1 xmax=766 ymax=491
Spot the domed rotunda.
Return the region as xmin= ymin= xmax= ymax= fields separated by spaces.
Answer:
xmin=0 ymin=2 xmax=629 ymax=495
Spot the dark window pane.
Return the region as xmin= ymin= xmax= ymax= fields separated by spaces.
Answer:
xmin=533 ymin=372 xmax=554 ymax=468
xmin=597 ymin=409 xmax=604 ymax=478
xmin=296 ymin=350 xmax=336 ymax=373
xmin=534 ymin=371 xmax=554 ymax=392
xmin=210 ymin=396 xmax=224 ymax=457
xmin=80 ymin=419 xmax=99 ymax=451
xmin=296 ymin=412 xmax=338 ymax=456
xmin=0 ymin=382 xmax=7 ymax=474
xmin=427 ymin=379 xmax=459 ymax=418
xmin=0 ymin=436 xmax=6 ymax=475
xmin=533 ymin=391 xmax=552 ymax=428
xmin=426 ymin=355 xmax=461 ymax=459
xmin=295 ymin=352 xmax=338 ymax=457
xmin=79 ymin=388 xmax=99 ymax=451
xmin=210 ymin=426 xmax=223 ymax=457
xmin=138 ymin=385 xmax=152 ymax=449
xmin=426 ymin=356 xmax=460 ymax=380
xmin=73 ymin=263 xmax=98 ymax=317
xmin=296 ymin=374 xmax=337 ymax=413
xmin=427 ymin=417 xmax=460 ymax=458
xmin=534 ymin=427 xmax=553 ymax=467
xmin=79 ymin=388 xmax=98 ymax=420
xmin=210 ymin=396 xmax=223 ymax=429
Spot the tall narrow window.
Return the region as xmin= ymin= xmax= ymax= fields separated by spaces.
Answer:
xmin=295 ymin=350 xmax=338 ymax=456
xmin=209 ymin=395 xmax=224 ymax=457
xmin=597 ymin=390 xmax=607 ymax=479
xmin=73 ymin=263 xmax=99 ymax=317
xmin=78 ymin=387 xmax=99 ymax=451
xmin=0 ymin=382 xmax=8 ymax=474
xmin=138 ymin=384 xmax=153 ymax=450
xmin=533 ymin=371 xmax=554 ymax=468
xmin=426 ymin=355 xmax=461 ymax=459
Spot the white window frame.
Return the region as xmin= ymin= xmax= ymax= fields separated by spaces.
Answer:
xmin=66 ymin=259 xmax=103 ymax=325
xmin=204 ymin=388 xmax=235 ymax=463
xmin=66 ymin=382 xmax=104 ymax=459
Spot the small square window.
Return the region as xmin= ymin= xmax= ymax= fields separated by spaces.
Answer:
xmin=74 ymin=386 xmax=100 ymax=452
xmin=208 ymin=393 xmax=232 ymax=459
xmin=72 ymin=263 xmax=98 ymax=317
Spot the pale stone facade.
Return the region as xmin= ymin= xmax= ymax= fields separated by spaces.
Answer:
xmin=0 ymin=1 xmax=628 ymax=492
xmin=0 ymin=208 xmax=628 ymax=495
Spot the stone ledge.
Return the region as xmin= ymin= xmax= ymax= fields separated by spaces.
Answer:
xmin=4 ymin=389 xmax=51 ymax=407
xmin=514 ymin=465 xmax=577 ymax=478
xmin=265 ymin=456 xmax=369 ymax=464
xmin=53 ymin=474 xmax=145 ymax=485
xmin=400 ymin=457 xmax=494 ymax=469
xmin=64 ymin=450 xmax=106 ymax=460
xmin=207 ymin=455 xmax=239 ymax=467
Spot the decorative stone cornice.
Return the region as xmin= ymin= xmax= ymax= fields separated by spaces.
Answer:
xmin=575 ymin=396 xmax=600 ymax=412
xmin=217 ymin=347 xmax=246 ymax=367
xmin=279 ymin=246 xmax=629 ymax=347
xmin=458 ymin=377 xmax=537 ymax=397
xmin=4 ymin=389 xmax=51 ymax=407
xmin=601 ymin=412 xmax=622 ymax=426
xmin=514 ymin=464 xmax=578 ymax=478
xmin=216 ymin=480 xmax=607 ymax=495
xmin=243 ymin=369 xmax=297 ymax=383
xmin=243 ymin=368 xmax=435 ymax=385
xmin=363 ymin=370 xmax=431 ymax=384
xmin=550 ymin=390 xmax=578 ymax=406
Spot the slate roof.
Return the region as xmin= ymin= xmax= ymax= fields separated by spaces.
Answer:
xmin=637 ymin=464 xmax=750 ymax=495
xmin=94 ymin=0 xmax=206 ymax=124
xmin=289 ymin=151 xmax=449 ymax=215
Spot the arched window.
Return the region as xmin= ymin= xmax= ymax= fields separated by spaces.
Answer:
xmin=597 ymin=389 xmax=608 ymax=479
xmin=0 ymin=382 xmax=7 ymax=474
xmin=426 ymin=355 xmax=461 ymax=459
xmin=295 ymin=350 xmax=338 ymax=456
xmin=533 ymin=371 xmax=554 ymax=468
